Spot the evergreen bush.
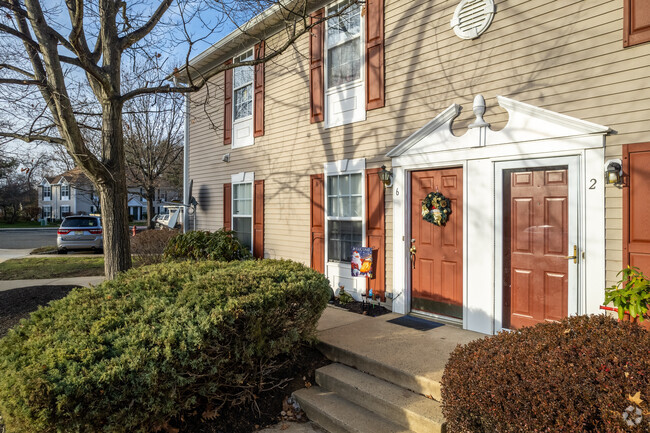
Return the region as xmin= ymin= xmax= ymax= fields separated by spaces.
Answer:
xmin=164 ymin=229 xmax=252 ymax=262
xmin=0 ymin=259 xmax=330 ymax=433
xmin=441 ymin=315 xmax=650 ymax=432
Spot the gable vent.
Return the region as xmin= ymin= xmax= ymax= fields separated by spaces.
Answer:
xmin=450 ymin=0 xmax=495 ymax=40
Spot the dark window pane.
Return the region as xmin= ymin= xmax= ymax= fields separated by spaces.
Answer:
xmin=233 ymin=216 xmax=252 ymax=250
xmin=327 ymin=220 xmax=362 ymax=262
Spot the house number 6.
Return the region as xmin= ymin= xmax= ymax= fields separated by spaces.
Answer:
xmin=395 ymin=188 xmax=399 ymax=196
xmin=589 ymin=179 xmax=597 ymax=190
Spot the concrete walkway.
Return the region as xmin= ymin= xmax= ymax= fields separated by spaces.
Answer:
xmin=315 ymin=307 xmax=483 ymax=400
xmin=0 ymin=276 xmax=106 ymax=292
xmin=0 ymin=248 xmax=33 ymax=263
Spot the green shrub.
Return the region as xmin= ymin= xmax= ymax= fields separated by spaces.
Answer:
xmin=164 ymin=229 xmax=252 ymax=262
xmin=441 ymin=315 xmax=650 ymax=432
xmin=130 ymin=228 xmax=179 ymax=265
xmin=0 ymin=259 xmax=330 ymax=433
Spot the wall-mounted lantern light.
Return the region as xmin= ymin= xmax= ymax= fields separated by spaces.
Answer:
xmin=378 ymin=165 xmax=393 ymax=188
xmin=222 ymin=153 xmax=231 ymax=163
xmin=604 ymin=159 xmax=623 ymax=186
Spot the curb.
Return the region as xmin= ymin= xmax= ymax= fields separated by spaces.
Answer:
xmin=0 ymin=228 xmax=59 ymax=232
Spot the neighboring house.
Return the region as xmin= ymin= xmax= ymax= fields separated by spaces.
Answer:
xmin=181 ymin=0 xmax=650 ymax=335
xmin=38 ymin=168 xmax=180 ymax=221
xmin=38 ymin=167 xmax=96 ymax=220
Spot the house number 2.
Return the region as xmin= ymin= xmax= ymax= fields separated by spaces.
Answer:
xmin=589 ymin=179 xmax=597 ymax=190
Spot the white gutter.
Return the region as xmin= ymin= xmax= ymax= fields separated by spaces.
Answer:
xmin=183 ymin=94 xmax=190 ymax=232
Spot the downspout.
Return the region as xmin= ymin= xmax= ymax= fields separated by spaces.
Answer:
xmin=183 ymin=93 xmax=190 ymax=233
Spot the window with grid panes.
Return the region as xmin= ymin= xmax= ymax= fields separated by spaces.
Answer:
xmin=327 ymin=0 xmax=362 ymax=89
xmin=232 ymin=182 xmax=253 ymax=251
xmin=327 ymin=173 xmax=363 ymax=262
xmin=233 ymin=50 xmax=253 ymax=122
xmin=61 ymin=184 xmax=70 ymax=199
xmin=43 ymin=185 xmax=51 ymax=200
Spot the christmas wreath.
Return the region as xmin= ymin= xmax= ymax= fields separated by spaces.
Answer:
xmin=421 ymin=192 xmax=452 ymax=226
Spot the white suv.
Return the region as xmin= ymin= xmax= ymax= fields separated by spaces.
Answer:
xmin=57 ymin=215 xmax=103 ymax=254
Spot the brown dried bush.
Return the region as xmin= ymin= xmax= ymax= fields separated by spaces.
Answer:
xmin=442 ymin=315 xmax=650 ymax=433
xmin=130 ymin=228 xmax=179 ymax=265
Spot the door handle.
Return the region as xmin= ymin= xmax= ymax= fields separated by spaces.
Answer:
xmin=409 ymin=242 xmax=416 ymax=269
xmin=565 ymin=245 xmax=577 ymax=264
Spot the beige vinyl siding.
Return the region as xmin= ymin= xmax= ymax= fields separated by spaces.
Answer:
xmin=189 ymin=0 xmax=650 ymax=291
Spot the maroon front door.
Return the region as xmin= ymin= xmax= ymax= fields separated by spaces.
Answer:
xmin=503 ymin=168 xmax=569 ymax=329
xmin=410 ymin=168 xmax=463 ymax=318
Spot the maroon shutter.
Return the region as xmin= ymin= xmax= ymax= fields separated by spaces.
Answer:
xmin=310 ymin=174 xmax=325 ymax=273
xmin=365 ymin=168 xmax=385 ymax=301
xmin=623 ymin=143 xmax=650 ymax=274
xmin=253 ymin=179 xmax=264 ymax=258
xmin=309 ymin=10 xmax=325 ymax=123
xmin=223 ymin=60 xmax=233 ymax=145
xmin=624 ymin=0 xmax=650 ymax=47
xmin=365 ymin=0 xmax=385 ymax=110
xmin=254 ymin=41 xmax=265 ymax=137
xmin=223 ymin=183 xmax=231 ymax=230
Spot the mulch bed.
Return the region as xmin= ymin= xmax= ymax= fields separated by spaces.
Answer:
xmin=329 ymin=298 xmax=392 ymax=317
xmin=0 ymin=285 xmax=78 ymax=337
xmin=0 ymin=285 xmax=331 ymax=433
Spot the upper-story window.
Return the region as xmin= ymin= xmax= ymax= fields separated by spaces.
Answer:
xmin=232 ymin=49 xmax=255 ymax=148
xmin=61 ymin=184 xmax=70 ymax=200
xmin=327 ymin=0 xmax=362 ymax=89
xmin=325 ymin=0 xmax=365 ymax=128
xmin=42 ymin=185 xmax=51 ymax=201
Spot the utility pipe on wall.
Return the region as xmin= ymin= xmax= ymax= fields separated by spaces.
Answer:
xmin=183 ymin=94 xmax=190 ymax=233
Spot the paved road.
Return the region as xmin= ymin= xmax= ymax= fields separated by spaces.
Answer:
xmin=0 ymin=229 xmax=57 ymax=249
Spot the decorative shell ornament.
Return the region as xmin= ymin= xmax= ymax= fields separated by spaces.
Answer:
xmin=422 ymin=192 xmax=452 ymax=226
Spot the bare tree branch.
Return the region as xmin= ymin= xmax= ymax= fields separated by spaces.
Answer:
xmin=0 ymin=131 xmax=65 ymax=144
xmin=119 ymin=0 xmax=174 ymax=51
xmin=0 ymin=63 xmax=36 ymax=78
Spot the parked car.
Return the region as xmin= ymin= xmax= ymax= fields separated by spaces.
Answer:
xmin=57 ymin=215 xmax=103 ymax=254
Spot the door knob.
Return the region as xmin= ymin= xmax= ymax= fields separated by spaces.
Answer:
xmin=409 ymin=243 xmax=416 ymax=269
xmin=565 ymin=245 xmax=577 ymax=264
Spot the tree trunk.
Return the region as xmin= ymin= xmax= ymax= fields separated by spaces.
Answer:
xmin=146 ymin=188 xmax=155 ymax=230
xmin=100 ymin=97 xmax=132 ymax=279
xmin=100 ymin=181 xmax=132 ymax=279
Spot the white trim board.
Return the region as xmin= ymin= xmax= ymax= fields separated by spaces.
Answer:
xmin=388 ymin=95 xmax=608 ymax=335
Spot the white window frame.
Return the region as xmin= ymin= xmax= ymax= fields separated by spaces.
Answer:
xmin=323 ymin=158 xmax=366 ymax=299
xmin=231 ymin=49 xmax=255 ymax=149
xmin=231 ymin=171 xmax=255 ymax=252
xmin=60 ymin=205 xmax=70 ymax=216
xmin=60 ymin=183 xmax=70 ymax=200
xmin=42 ymin=184 xmax=51 ymax=201
xmin=42 ymin=206 xmax=52 ymax=218
xmin=324 ymin=0 xmax=366 ymax=129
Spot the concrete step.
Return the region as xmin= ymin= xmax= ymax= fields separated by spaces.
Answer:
xmin=317 ymin=342 xmax=442 ymax=401
xmin=315 ymin=363 xmax=445 ymax=433
xmin=293 ymin=386 xmax=413 ymax=433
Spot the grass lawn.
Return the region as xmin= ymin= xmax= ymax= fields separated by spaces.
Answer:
xmin=0 ymin=257 xmax=105 ymax=280
xmin=0 ymin=221 xmax=59 ymax=228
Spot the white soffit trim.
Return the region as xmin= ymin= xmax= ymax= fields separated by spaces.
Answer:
xmin=497 ymin=96 xmax=611 ymax=136
xmin=386 ymin=96 xmax=610 ymax=158
xmin=386 ymin=104 xmax=461 ymax=158
xmin=324 ymin=158 xmax=366 ymax=175
xmin=231 ymin=171 xmax=255 ymax=183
